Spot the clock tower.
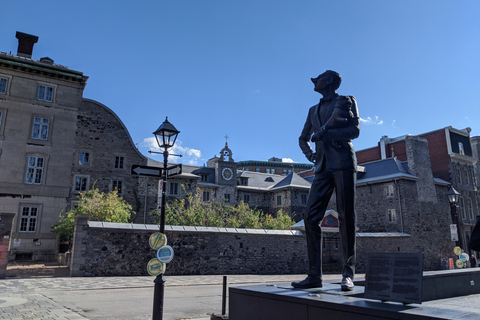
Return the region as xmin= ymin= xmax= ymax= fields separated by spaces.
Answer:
xmin=217 ymin=141 xmax=237 ymax=186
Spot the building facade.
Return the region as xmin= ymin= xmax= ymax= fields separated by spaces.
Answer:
xmin=356 ymin=127 xmax=478 ymax=259
xmin=0 ymin=32 xmax=88 ymax=260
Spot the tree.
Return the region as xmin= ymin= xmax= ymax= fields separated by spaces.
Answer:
xmin=154 ymin=189 xmax=295 ymax=230
xmin=52 ymin=187 xmax=133 ymax=242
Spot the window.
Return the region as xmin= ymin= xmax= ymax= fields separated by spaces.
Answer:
xmin=0 ymin=77 xmax=7 ymax=94
xmin=224 ymin=194 xmax=231 ymax=202
xmin=113 ymin=180 xmax=123 ymax=193
xmin=301 ymin=194 xmax=307 ymax=205
xmin=201 ymin=174 xmax=208 ymax=182
xmin=75 ymin=176 xmax=88 ymax=191
xmin=277 ymin=195 xmax=282 ymax=206
xmin=0 ymin=111 xmax=3 ymax=132
xmin=464 ymin=169 xmax=470 ymax=186
xmin=459 ymin=197 xmax=466 ymax=220
xmin=387 ymin=209 xmax=397 ymax=222
xmin=288 ymin=170 xmax=292 ymax=175
xmin=19 ymin=206 xmax=38 ymax=233
xmin=78 ymin=152 xmax=90 ymax=166
xmin=458 ymin=142 xmax=465 ymax=155
xmin=243 ymin=194 xmax=250 ymax=203
xmin=38 ymin=84 xmax=54 ymax=102
xmin=457 ymin=167 xmax=462 ymax=184
xmin=266 ymin=169 xmax=271 ymax=174
xmin=239 ymin=178 xmax=248 ymax=186
xmin=31 ymin=117 xmax=50 ymax=140
xmin=169 ymin=182 xmax=179 ymax=195
xmin=245 ymin=168 xmax=249 ymax=171
xmin=467 ymin=198 xmax=474 ymax=220
xmin=114 ymin=156 xmax=124 ymax=169
xmin=25 ymin=156 xmax=44 ymax=184
xmin=255 ymin=168 xmax=260 ymax=173
xmin=271 ymin=169 xmax=276 ymax=174
xmin=203 ymin=191 xmax=210 ymax=202
xmin=283 ymin=169 xmax=288 ymax=175
xmin=385 ymin=184 xmax=395 ymax=197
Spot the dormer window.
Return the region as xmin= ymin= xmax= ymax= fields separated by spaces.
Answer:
xmin=238 ymin=177 xmax=248 ymax=186
xmin=201 ymin=174 xmax=208 ymax=182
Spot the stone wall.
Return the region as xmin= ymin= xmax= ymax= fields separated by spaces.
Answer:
xmin=70 ymin=217 xmax=452 ymax=277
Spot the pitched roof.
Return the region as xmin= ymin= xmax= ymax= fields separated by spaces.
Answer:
xmin=356 ymin=157 xmax=417 ymax=184
xmin=271 ymin=172 xmax=311 ymax=191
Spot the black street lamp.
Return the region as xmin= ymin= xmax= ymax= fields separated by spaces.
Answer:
xmin=151 ymin=117 xmax=180 ymax=320
xmin=447 ymin=186 xmax=462 ymax=249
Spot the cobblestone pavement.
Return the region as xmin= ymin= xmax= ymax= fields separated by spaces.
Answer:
xmin=2 ymin=262 xmax=345 ymax=320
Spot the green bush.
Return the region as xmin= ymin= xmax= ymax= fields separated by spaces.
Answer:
xmin=154 ymin=190 xmax=295 ymax=230
xmin=51 ymin=187 xmax=133 ymax=242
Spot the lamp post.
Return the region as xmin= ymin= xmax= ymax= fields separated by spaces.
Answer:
xmin=151 ymin=117 xmax=180 ymax=320
xmin=447 ymin=186 xmax=462 ymax=249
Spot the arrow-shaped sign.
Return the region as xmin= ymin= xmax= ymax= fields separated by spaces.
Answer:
xmin=131 ymin=165 xmax=163 ymax=177
xmin=166 ymin=164 xmax=182 ymax=177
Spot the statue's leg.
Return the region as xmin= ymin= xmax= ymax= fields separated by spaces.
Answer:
xmin=305 ymin=172 xmax=334 ymax=277
xmin=334 ymin=169 xmax=356 ymax=279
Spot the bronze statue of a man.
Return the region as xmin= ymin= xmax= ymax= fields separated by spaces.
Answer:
xmin=293 ymin=70 xmax=360 ymax=291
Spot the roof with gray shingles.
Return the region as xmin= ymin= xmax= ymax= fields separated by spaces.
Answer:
xmin=356 ymin=157 xmax=417 ymax=184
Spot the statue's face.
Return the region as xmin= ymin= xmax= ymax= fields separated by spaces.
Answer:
xmin=312 ymin=73 xmax=331 ymax=93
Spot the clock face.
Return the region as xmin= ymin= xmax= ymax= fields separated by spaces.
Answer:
xmin=222 ymin=167 xmax=234 ymax=181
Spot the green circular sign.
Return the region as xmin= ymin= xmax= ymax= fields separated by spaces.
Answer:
xmin=149 ymin=232 xmax=167 ymax=250
xmin=147 ymin=258 xmax=165 ymax=276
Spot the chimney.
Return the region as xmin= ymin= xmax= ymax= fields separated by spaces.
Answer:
xmin=15 ymin=31 xmax=39 ymax=58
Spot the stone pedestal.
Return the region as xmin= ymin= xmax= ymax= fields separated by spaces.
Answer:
xmin=229 ymin=269 xmax=480 ymax=320
xmin=0 ymin=213 xmax=15 ymax=279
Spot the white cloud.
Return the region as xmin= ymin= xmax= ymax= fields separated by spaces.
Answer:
xmin=360 ymin=116 xmax=383 ymax=125
xmin=253 ymin=89 xmax=260 ymax=94
xmin=282 ymin=158 xmax=294 ymax=163
xmin=142 ymin=137 xmax=202 ymax=165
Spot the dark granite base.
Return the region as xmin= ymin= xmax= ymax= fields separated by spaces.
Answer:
xmin=230 ymin=269 xmax=480 ymax=320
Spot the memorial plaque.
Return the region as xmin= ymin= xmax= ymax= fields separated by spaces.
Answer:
xmin=364 ymin=252 xmax=423 ymax=304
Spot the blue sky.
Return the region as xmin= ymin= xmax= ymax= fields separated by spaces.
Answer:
xmin=1 ymin=1 xmax=479 ymax=165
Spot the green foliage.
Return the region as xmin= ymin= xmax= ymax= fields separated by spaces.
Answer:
xmin=154 ymin=189 xmax=295 ymax=230
xmin=51 ymin=187 xmax=133 ymax=242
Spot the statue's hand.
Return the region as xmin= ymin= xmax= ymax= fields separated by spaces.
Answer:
xmin=311 ymin=127 xmax=326 ymax=142
xmin=307 ymin=152 xmax=316 ymax=163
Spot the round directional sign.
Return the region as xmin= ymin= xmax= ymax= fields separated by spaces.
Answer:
xmin=455 ymin=259 xmax=465 ymax=269
xmin=453 ymin=246 xmax=462 ymax=256
xmin=149 ymin=232 xmax=167 ymax=250
xmin=147 ymin=258 xmax=165 ymax=276
xmin=157 ymin=245 xmax=174 ymax=264
xmin=459 ymin=253 xmax=470 ymax=262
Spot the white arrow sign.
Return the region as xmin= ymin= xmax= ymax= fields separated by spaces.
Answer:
xmin=131 ymin=165 xmax=162 ymax=177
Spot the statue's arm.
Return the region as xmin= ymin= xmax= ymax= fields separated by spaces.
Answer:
xmin=324 ymin=97 xmax=360 ymax=141
xmin=299 ymin=109 xmax=315 ymax=162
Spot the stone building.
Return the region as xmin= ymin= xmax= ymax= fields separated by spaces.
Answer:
xmin=167 ymin=142 xmax=312 ymax=220
xmin=0 ymin=32 xmax=150 ymax=260
xmin=356 ymin=127 xmax=478 ymax=258
xmin=0 ymin=32 xmax=88 ymax=260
